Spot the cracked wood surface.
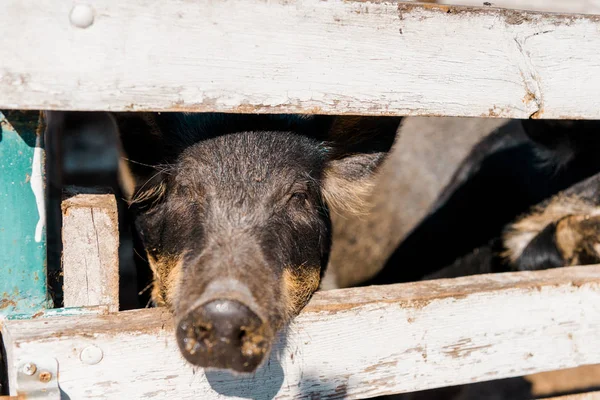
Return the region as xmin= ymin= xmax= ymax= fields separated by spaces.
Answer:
xmin=61 ymin=192 xmax=119 ymax=312
xmin=436 ymin=0 xmax=600 ymax=15
xmin=1 ymin=1 xmax=599 ymax=118
xmin=3 ymin=266 xmax=600 ymax=399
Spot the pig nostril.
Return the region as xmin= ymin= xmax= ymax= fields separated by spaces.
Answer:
xmin=179 ymin=319 xmax=214 ymax=355
xmin=194 ymin=324 xmax=210 ymax=340
xmin=176 ymin=299 xmax=270 ymax=372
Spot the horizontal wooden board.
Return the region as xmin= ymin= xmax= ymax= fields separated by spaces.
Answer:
xmin=541 ymin=391 xmax=600 ymax=400
xmin=437 ymin=0 xmax=600 ymax=15
xmin=1 ymin=1 xmax=600 ymax=118
xmin=3 ymin=266 xmax=600 ymax=399
xmin=528 ymin=364 xmax=600 ymax=397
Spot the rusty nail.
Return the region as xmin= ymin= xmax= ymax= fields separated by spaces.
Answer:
xmin=22 ymin=363 xmax=37 ymax=376
xmin=39 ymin=371 xmax=52 ymax=383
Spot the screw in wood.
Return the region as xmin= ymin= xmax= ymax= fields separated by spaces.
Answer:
xmin=69 ymin=4 xmax=95 ymax=29
xmin=38 ymin=371 xmax=52 ymax=383
xmin=22 ymin=363 xmax=37 ymax=376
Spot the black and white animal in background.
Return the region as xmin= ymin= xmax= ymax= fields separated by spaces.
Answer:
xmin=369 ymin=119 xmax=600 ymax=284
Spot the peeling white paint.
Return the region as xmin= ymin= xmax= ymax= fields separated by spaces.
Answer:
xmin=31 ymin=134 xmax=45 ymax=243
xmin=4 ymin=266 xmax=600 ymax=399
xmin=1 ymin=1 xmax=600 ymax=118
xmin=437 ymin=0 xmax=600 ymax=14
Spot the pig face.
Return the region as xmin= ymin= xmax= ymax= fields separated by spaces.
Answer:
xmin=113 ymin=112 xmax=400 ymax=373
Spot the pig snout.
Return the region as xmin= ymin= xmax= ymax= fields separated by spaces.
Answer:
xmin=175 ymin=282 xmax=271 ymax=373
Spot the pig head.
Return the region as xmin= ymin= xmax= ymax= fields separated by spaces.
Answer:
xmin=47 ymin=111 xmax=400 ymax=373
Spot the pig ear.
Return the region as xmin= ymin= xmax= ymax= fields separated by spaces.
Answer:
xmin=322 ymin=116 xmax=401 ymax=215
xmin=111 ymin=113 xmax=170 ymax=205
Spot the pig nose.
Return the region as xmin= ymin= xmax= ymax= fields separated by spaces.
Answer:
xmin=176 ymin=299 xmax=269 ymax=373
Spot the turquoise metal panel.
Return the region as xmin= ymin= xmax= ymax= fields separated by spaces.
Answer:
xmin=0 ymin=110 xmax=51 ymax=315
xmin=6 ymin=306 xmax=107 ymax=321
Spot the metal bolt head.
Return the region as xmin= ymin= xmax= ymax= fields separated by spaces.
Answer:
xmin=69 ymin=4 xmax=95 ymax=29
xmin=80 ymin=345 xmax=103 ymax=365
xmin=22 ymin=363 xmax=37 ymax=376
xmin=39 ymin=371 xmax=52 ymax=383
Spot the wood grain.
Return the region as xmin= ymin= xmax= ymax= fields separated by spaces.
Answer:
xmin=528 ymin=364 xmax=600 ymax=398
xmin=540 ymin=390 xmax=600 ymax=400
xmin=61 ymin=192 xmax=119 ymax=312
xmin=1 ymin=1 xmax=600 ymax=118
xmin=437 ymin=0 xmax=600 ymax=15
xmin=3 ymin=266 xmax=600 ymax=399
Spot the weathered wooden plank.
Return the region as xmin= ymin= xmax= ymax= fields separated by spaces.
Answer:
xmin=0 ymin=111 xmax=51 ymax=316
xmin=3 ymin=266 xmax=600 ymax=399
xmin=61 ymin=191 xmax=119 ymax=312
xmin=1 ymin=1 xmax=600 ymax=118
xmin=541 ymin=391 xmax=600 ymax=400
xmin=528 ymin=364 xmax=600 ymax=398
xmin=438 ymin=0 xmax=600 ymax=15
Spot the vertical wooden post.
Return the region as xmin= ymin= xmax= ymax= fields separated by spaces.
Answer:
xmin=0 ymin=111 xmax=50 ymax=315
xmin=61 ymin=189 xmax=119 ymax=312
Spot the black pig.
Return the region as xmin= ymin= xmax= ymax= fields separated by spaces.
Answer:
xmin=48 ymin=111 xmax=400 ymax=373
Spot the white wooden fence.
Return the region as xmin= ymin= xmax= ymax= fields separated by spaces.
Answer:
xmin=1 ymin=0 xmax=600 ymax=119
xmin=4 ymin=261 xmax=600 ymax=399
xmin=436 ymin=0 xmax=600 ymax=14
xmin=3 ymin=194 xmax=600 ymax=398
xmin=1 ymin=1 xmax=600 ymax=399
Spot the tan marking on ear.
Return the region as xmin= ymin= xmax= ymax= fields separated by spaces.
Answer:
xmin=503 ymin=195 xmax=600 ymax=263
xmin=322 ymin=169 xmax=375 ymax=217
xmin=130 ymin=178 xmax=167 ymax=206
xmin=555 ymin=215 xmax=586 ymax=262
xmin=556 ymin=214 xmax=600 ymax=265
xmin=146 ymin=252 xmax=184 ymax=310
xmin=282 ymin=267 xmax=320 ymax=318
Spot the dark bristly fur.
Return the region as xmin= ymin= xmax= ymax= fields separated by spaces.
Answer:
xmin=105 ymin=112 xmax=399 ymax=372
xmin=367 ymin=119 xmax=600 ymax=286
